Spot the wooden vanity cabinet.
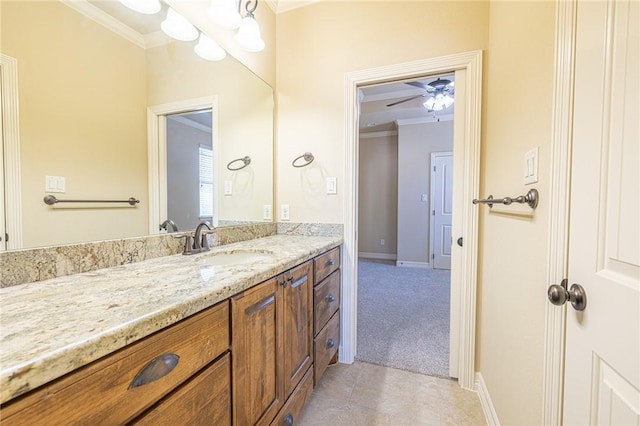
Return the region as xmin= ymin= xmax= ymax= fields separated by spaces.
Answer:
xmin=0 ymin=301 xmax=230 ymax=425
xmin=231 ymin=260 xmax=314 ymax=426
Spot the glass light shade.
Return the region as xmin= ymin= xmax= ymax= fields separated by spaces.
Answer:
xmin=195 ymin=33 xmax=227 ymax=61
xmin=423 ymin=93 xmax=454 ymax=111
xmin=442 ymin=94 xmax=454 ymax=108
xmin=423 ymin=96 xmax=436 ymax=110
xmin=235 ymin=15 xmax=265 ymax=52
xmin=161 ymin=8 xmax=198 ymax=41
xmin=207 ymin=0 xmax=242 ymax=30
xmin=119 ymin=0 xmax=161 ymax=14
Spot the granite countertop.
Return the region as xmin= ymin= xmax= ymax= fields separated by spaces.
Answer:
xmin=0 ymin=234 xmax=342 ymax=405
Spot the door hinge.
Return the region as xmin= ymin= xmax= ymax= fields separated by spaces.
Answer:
xmin=431 ymin=253 xmax=435 ymax=260
xmin=433 ymin=166 xmax=436 ymax=172
xmin=432 ymin=210 xmax=435 ymax=216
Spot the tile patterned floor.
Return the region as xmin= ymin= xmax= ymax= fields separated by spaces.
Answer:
xmin=298 ymin=361 xmax=486 ymax=426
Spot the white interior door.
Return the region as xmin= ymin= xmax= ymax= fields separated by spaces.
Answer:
xmin=562 ymin=0 xmax=639 ymax=424
xmin=430 ymin=152 xmax=453 ymax=270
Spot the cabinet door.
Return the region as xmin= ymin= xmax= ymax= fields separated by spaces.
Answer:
xmin=232 ymin=277 xmax=284 ymax=426
xmin=282 ymin=261 xmax=313 ymax=398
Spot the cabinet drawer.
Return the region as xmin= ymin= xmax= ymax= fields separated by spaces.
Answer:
xmin=1 ymin=301 xmax=230 ymax=425
xmin=133 ymin=353 xmax=231 ymax=426
xmin=313 ymin=270 xmax=340 ymax=334
xmin=270 ymin=367 xmax=313 ymax=426
xmin=314 ymin=311 xmax=340 ymax=385
xmin=314 ymin=247 xmax=340 ymax=284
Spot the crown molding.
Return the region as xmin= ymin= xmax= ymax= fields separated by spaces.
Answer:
xmin=395 ymin=114 xmax=454 ymax=126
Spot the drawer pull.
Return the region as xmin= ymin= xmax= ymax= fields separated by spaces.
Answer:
xmin=291 ymin=275 xmax=307 ymax=289
xmin=327 ymin=259 xmax=335 ymax=266
xmin=327 ymin=339 xmax=335 ymax=349
xmin=326 ymin=294 xmax=336 ymax=303
xmin=129 ymin=353 xmax=180 ymax=389
xmin=282 ymin=414 xmax=294 ymax=425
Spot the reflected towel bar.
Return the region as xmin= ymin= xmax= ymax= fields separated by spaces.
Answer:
xmin=473 ymin=188 xmax=539 ymax=209
xmin=227 ymin=156 xmax=251 ymax=171
xmin=44 ymin=195 xmax=140 ymax=206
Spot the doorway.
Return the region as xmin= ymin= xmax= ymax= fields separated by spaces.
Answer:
xmin=342 ymin=51 xmax=482 ymax=390
xmin=356 ymin=78 xmax=455 ymax=377
xmin=147 ymin=96 xmax=219 ymax=235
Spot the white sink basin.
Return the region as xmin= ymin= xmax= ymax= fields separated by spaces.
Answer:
xmin=198 ymin=250 xmax=276 ymax=266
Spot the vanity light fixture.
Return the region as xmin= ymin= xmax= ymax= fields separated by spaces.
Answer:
xmin=194 ymin=32 xmax=227 ymax=61
xmin=208 ymin=0 xmax=265 ymax=52
xmin=118 ymin=0 xmax=161 ymax=14
xmin=207 ymin=0 xmax=242 ymax=30
xmin=161 ymin=7 xmax=199 ymax=41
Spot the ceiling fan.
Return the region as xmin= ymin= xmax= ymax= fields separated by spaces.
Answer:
xmin=386 ymin=78 xmax=455 ymax=111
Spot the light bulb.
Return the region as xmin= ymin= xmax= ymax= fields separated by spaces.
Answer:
xmin=161 ymin=7 xmax=198 ymax=41
xmin=207 ymin=0 xmax=242 ymax=30
xmin=195 ymin=33 xmax=227 ymax=61
xmin=235 ymin=14 xmax=265 ymax=52
xmin=119 ymin=0 xmax=161 ymax=14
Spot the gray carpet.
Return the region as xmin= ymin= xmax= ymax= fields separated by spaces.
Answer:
xmin=356 ymin=259 xmax=450 ymax=378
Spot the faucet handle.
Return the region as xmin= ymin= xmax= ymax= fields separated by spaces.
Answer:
xmin=183 ymin=235 xmax=195 ymax=255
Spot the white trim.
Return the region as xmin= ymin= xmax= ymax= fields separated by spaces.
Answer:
xmin=0 ymin=54 xmax=23 ymax=250
xmin=395 ymin=260 xmax=431 ymax=269
xmin=359 ymin=130 xmax=398 ymax=139
xmin=343 ymin=50 xmax=482 ymax=390
xmin=358 ymin=252 xmax=396 ymax=261
xmin=542 ymin=0 xmax=576 ymax=424
xmin=169 ymin=115 xmax=213 ymax=134
xmin=476 ymin=373 xmax=501 ymax=426
xmin=60 ymin=0 xmax=169 ymax=50
xmin=395 ymin=114 xmax=454 ymax=126
xmin=147 ymin=97 xmax=219 ymax=234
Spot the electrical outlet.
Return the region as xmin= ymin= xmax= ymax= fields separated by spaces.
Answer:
xmin=281 ymin=204 xmax=290 ymax=221
xmin=263 ymin=205 xmax=272 ymax=220
xmin=380 ymin=239 xmax=385 ymax=246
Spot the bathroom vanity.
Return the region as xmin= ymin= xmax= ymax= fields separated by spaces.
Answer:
xmin=0 ymin=235 xmax=341 ymax=425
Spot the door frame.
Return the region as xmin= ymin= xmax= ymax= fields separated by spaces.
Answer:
xmin=430 ymin=151 xmax=453 ymax=271
xmin=542 ymin=0 xmax=576 ymax=423
xmin=0 ymin=54 xmax=23 ymax=250
xmin=343 ymin=50 xmax=482 ymax=390
xmin=147 ymin=96 xmax=219 ymax=234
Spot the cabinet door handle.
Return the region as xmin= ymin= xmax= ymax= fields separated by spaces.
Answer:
xmin=327 ymin=259 xmax=335 ymax=266
xmin=129 ymin=353 xmax=180 ymax=389
xmin=326 ymin=294 xmax=336 ymax=303
xmin=282 ymin=414 xmax=294 ymax=425
xmin=327 ymin=339 xmax=335 ymax=349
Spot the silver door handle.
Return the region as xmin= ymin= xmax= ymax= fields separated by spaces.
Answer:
xmin=547 ymin=279 xmax=587 ymax=311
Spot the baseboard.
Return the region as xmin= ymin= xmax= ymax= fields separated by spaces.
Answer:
xmin=395 ymin=260 xmax=431 ymax=268
xmin=358 ymin=252 xmax=396 ymax=260
xmin=476 ymin=373 xmax=500 ymax=426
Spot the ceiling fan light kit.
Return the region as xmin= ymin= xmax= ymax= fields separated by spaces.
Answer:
xmin=388 ymin=77 xmax=456 ymax=113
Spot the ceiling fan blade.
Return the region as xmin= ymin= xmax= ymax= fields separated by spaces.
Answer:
xmin=386 ymin=94 xmax=426 ymax=107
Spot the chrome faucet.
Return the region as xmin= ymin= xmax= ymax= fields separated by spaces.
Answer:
xmin=183 ymin=221 xmax=213 ymax=255
xmin=159 ymin=219 xmax=179 ymax=233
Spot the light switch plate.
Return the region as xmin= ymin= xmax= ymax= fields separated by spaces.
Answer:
xmin=45 ymin=176 xmax=66 ymax=193
xmin=281 ymin=204 xmax=290 ymax=221
xmin=224 ymin=180 xmax=233 ymax=195
xmin=326 ymin=177 xmax=337 ymax=194
xmin=524 ymin=147 xmax=539 ymax=185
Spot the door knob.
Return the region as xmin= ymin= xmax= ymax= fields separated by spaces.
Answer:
xmin=547 ymin=279 xmax=587 ymax=311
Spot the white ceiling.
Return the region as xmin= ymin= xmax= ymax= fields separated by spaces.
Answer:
xmin=359 ymin=73 xmax=456 ymax=133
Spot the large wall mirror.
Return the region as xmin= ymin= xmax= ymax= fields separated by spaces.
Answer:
xmin=0 ymin=0 xmax=274 ymax=250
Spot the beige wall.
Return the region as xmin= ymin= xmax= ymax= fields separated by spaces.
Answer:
xmin=397 ymin=121 xmax=453 ymax=265
xmin=358 ymin=133 xmax=398 ymax=257
xmin=276 ymin=1 xmax=556 ymax=424
xmin=476 ymin=1 xmax=555 ymax=424
xmin=275 ymin=1 xmax=489 ymax=223
xmin=2 ymin=1 xmax=148 ymax=248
